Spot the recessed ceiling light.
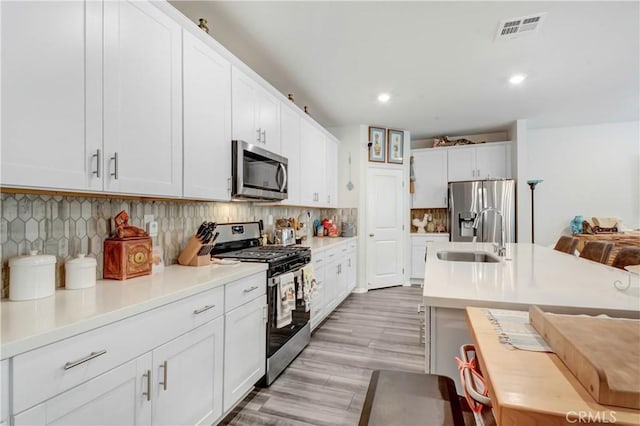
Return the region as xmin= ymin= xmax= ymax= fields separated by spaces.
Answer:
xmin=509 ymin=74 xmax=527 ymax=85
xmin=377 ymin=93 xmax=390 ymax=103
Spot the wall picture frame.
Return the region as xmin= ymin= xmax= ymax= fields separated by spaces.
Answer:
xmin=387 ymin=129 xmax=404 ymax=164
xmin=368 ymin=126 xmax=386 ymax=162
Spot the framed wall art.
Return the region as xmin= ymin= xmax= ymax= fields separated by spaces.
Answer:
xmin=387 ymin=129 xmax=404 ymax=164
xmin=368 ymin=126 xmax=386 ymax=162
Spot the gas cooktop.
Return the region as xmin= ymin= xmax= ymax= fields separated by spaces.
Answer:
xmin=214 ymin=245 xmax=309 ymax=263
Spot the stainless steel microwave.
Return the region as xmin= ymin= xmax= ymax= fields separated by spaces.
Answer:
xmin=232 ymin=140 xmax=288 ymax=201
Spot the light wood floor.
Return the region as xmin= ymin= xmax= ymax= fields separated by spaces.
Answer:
xmin=221 ymin=285 xmax=424 ymax=426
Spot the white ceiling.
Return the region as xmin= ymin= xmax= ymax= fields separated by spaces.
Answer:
xmin=170 ymin=1 xmax=639 ymax=139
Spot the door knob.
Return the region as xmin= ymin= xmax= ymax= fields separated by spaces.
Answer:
xmin=369 ymin=234 xmax=375 ymax=237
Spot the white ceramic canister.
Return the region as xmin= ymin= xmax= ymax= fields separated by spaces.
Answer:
xmin=65 ymin=254 xmax=97 ymax=290
xmin=9 ymin=250 xmax=56 ymax=301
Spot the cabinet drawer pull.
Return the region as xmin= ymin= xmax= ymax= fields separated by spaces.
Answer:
xmin=92 ymin=149 xmax=101 ymax=178
xmin=110 ymin=152 xmax=119 ymax=179
xmin=143 ymin=369 xmax=151 ymax=401
xmin=256 ymin=128 xmax=262 ymax=143
xmin=159 ymin=360 xmax=168 ymax=391
xmin=261 ymin=129 xmax=266 ymax=144
xmin=193 ymin=304 xmax=215 ymax=315
xmin=63 ymin=350 xmax=107 ymax=370
xmin=243 ymin=285 xmax=259 ymax=293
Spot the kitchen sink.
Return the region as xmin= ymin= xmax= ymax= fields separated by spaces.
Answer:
xmin=436 ymin=251 xmax=501 ymax=263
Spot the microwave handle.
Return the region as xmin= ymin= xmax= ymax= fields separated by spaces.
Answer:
xmin=276 ymin=163 xmax=288 ymax=192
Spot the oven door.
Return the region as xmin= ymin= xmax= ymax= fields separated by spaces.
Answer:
xmin=266 ymin=265 xmax=310 ymax=359
xmin=232 ymin=140 xmax=288 ymax=201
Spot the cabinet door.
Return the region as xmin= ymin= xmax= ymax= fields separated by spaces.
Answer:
xmin=152 ymin=317 xmax=224 ymax=426
xmin=1 ymin=0 xmax=102 ymax=191
xmin=411 ymin=242 xmax=427 ymax=279
xmin=1 ymin=360 xmax=7 ymax=426
xmin=103 ymin=0 xmax=182 ymax=197
xmin=447 ymin=147 xmax=475 ymax=182
xmin=280 ymin=104 xmax=301 ymax=205
xmin=412 ymin=149 xmax=448 ymax=208
xmin=336 ymin=259 xmax=349 ymax=304
xmin=324 ymin=259 xmax=340 ymax=311
xmin=13 ymin=354 xmax=152 ymax=426
xmin=310 ymin=264 xmax=326 ymax=330
xmin=300 ymin=121 xmax=325 ymax=205
xmin=324 ymin=137 xmax=339 ymax=207
xmin=255 ymin=87 xmax=281 ymax=154
xmin=183 ymin=31 xmax=232 ymax=201
xmin=224 ymin=296 xmax=267 ymax=412
xmin=475 ymin=144 xmax=507 ymax=179
xmin=231 ymin=67 xmax=259 ymax=145
xmin=346 ymin=250 xmax=357 ymax=292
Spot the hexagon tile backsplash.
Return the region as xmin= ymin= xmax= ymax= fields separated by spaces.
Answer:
xmin=0 ymin=193 xmax=356 ymax=298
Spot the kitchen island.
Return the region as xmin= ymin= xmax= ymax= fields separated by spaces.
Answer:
xmin=421 ymin=242 xmax=639 ymax=392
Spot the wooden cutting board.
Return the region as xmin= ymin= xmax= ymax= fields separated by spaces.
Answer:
xmin=530 ymin=306 xmax=640 ymax=409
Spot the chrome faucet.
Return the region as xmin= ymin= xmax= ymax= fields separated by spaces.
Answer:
xmin=473 ymin=208 xmax=506 ymax=256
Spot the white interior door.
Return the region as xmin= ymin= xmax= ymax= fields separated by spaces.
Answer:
xmin=366 ymin=167 xmax=404 ymax=289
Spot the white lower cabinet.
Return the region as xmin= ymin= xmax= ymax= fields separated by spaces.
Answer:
xmin=8 ymin=272 xmax=267 ymax=426
xmin=410 ymin=235 xmax=450 ymax=280
xmin=14 ymin=354 xmax=152 ymax=426
xmin=310 ymin=258 xmax=327 ymax=330
xmin=1 ymin=360 xmax=9 ymax=426
xmin=223 ymin=295 xmax=267 ymax=413
xmin=152 ymin=317 xmax=224 ymax=426
xmin=310 ymin=240 xmax=357 ymax=331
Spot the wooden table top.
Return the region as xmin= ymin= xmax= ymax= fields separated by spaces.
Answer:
xmin=465 ymin=307 xmax=640 ymax=426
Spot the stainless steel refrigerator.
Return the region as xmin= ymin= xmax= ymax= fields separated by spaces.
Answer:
xmin=449 ymin=179 xmax=515 ymax=243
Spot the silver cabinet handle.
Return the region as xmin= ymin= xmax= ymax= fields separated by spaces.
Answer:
xmin=92 ymin=149 xmax=101 ymax=178
xmin=243 ymin=285 xmax=259 ymax=293
xmin=64 ymin=350 xmax=107 ymax=370
xmin=261 ymin=129 xmax=266 ymax=144
xmin=143 ymin=369 xmax=151 ymax=401
xmin=256 ymin=128 xmax=262 ymax=143
xmin=110 ymin=152 xmax=119 ymax=179
xmin=477 ymin=169 xmax=480 ymax=178
xmin=369 ymin=234 xmax=375 ymax=237
xmin=227 ymin=177 xmax=231 ymax=193
xmin=159 ymin=360 xmax=168 ymax=391
xmin=193 ymin=304 xmax=215 ymax=315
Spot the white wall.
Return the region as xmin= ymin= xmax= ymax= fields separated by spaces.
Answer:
xmin=527 ymin=121 xmax=639 ymax=246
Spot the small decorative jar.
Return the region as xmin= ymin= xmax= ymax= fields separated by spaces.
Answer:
xmin=65 ymin=254 xmax=97 ymax=290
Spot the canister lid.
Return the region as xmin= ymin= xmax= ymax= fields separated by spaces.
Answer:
xmin=9 ymin=250 xmax=56 ymax=267
xmin=66 ymin=253 xmax=97 ymax=267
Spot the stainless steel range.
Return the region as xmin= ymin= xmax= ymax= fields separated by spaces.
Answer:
xmin=211 ymin=222 xmax=311 ymax=385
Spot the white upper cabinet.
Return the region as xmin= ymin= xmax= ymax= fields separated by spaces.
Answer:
xmin=280 ymin=103 xmax=301 ymax=205
xmin=1 ymin=1 xmax=103 ymax=191
xmin=412 ymin=148 xmax=448 ymax=208
xmin=300 ymin=120 xmax=326 ymax=205
xmin=325 ymin=136 xmax=339 ymax=207
xmin=447 ymin=142 xmax=511 ymax=182
xmin=475 ymin=143 xmax=510 ymax=180
xmin=103 ymin=0 xmax=183 ymax=197
xmin=231 ymin=67 xmax=281 ymax=154
xmin=182 ymin=31 xmax=232 ymax=201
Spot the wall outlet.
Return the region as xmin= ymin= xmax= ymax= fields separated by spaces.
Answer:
xmin=143 ymin=215 xmax=154 ymax=227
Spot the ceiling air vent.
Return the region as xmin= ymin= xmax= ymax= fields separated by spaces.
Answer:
xmin=496 ymin=13 xmax=547 ymax=40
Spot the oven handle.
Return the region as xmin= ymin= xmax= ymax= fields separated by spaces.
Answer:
xmin=268 ymin=263 xmax=307 ymax=287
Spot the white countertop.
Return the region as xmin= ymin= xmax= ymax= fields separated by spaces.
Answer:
xmin=1 ymin=262 xmax=267 ymax=359
xmin=299 ymin=236 xmax=356 ymax=252
xmin=423 ymin=242 xmax=640 ymax=316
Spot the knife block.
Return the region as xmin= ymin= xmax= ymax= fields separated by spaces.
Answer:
xmin=178 ymin=235 xmax=215 ymax=266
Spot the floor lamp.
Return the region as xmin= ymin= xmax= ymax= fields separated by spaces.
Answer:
xmin=527 ymin=180 xmax=543 ymax=243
